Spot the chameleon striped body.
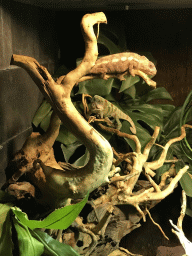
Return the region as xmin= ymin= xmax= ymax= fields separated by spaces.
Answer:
xmin=89 ymin=95 xmax=136 ymax=134
xmin=88 ymin=52 xmax=157 ymax=82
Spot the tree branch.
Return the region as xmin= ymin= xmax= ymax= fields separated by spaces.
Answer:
xmin=10 ymin=13 xmax=113 ymax=208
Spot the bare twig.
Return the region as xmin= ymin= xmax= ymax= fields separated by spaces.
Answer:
xmin=178 ymin=190 xmax=187 ymax=231
xmin=146 ymin=208 xmax=169 ymax=240
xmin=98 ymin=123 xmax=141 ymax=154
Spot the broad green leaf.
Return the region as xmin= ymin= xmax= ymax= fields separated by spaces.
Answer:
xmin=186 ymin=196 xmax=192 ymax=217
xmin=124 ymin=103 xmax=163 ymax=118
xmin=123 ymin=85 xmax=136 ymax=99
xmin=61 ymin=142 xmax=82 ymax=163
xmin=33 ymin=100 xmax=52 ymax=127
xmin=11 ymin=193 xmax=89 ymax=230
xmin=122 ymin=104 xmax=164 ymax=132
xmin=73 ymin=149 xmax=89 ymax=166
xmin=97 ymin=33 xmax=122 ymax=54
xmin=40 ymin=111 xmax=53 ymax=131
xmin=180 ymin=89 xmax=192 ymax=127
xmin=180 ymin=90 xmax=192 ymax=161
xmin=39 ymin=110 xmax=77 ymax=145
xmin=140 ymin=87 xmax=173 ymax=103
xmin=131 ymin=111 xmax=163 ymax=130
xmin=30 ymin=229 xmax=80 ymax=256
xmin=121 ymin=121 xmax=151 ymax=151
xmin=162 ymin=107 xmax=182 ymax=141
xmin=0 ymin=203 xmax=13 ymax=256
xmin=57 ymin=125 xmax=77 ymax=145
xmin=12 ymin=217 xmax=44 ymax=256
xmin=77 ymin=78 xmax=114 ymax=96
xmin=119 ymin=76 xmax=140 ymax=93
xmin=155 ymin=104 xmax=175 ymax=124
xmin=175 ymin=161 xmax=192 ymax=197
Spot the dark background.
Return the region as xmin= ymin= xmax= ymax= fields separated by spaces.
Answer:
xmin=1 ymin=1 xmax=192 ymax=255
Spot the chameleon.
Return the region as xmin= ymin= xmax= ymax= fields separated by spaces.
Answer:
xmin=87 ymin=52 xmax=157 ymax=87
xmin=88 ymin=95 xmax=136 ymax=134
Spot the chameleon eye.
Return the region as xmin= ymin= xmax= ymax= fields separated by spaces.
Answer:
xmin=149 ymin=63 xmax=154 ymax=69
xmin=92 ymin=103 xmax=96 ymax=108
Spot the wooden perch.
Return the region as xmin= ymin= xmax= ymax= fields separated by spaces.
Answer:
xmin=9 ymin=12 xmax=113 ymax=209
xmin=93 ymin=125 xmax=192 ymax=221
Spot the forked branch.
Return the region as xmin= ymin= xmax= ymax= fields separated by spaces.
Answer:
xmin=10 ymin=13 xmax=113 ymax=209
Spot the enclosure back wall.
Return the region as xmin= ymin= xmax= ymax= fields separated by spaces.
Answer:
xmin=0 ymin=0 xmax=59 ymax=187
xmin=1 ymin=1 xmax=192 ymax=186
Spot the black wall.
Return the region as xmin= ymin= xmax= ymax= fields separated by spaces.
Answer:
xmin=0 ymin=0 xmax=59 ymax=187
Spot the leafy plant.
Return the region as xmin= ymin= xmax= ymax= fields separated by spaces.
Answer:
xmin=150 ymin=91 xmax=192 ymax=207
xmin=0 ymin=190 xmax=88 ymax=255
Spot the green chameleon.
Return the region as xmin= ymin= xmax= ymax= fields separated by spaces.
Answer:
xmin=88 ymin=95 xmax=136 ymax=134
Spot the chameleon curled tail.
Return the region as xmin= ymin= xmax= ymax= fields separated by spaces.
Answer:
xmin=88 ymin=95 xmax=136 ymax=134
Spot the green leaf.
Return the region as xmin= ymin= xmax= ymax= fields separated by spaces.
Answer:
xmin=77 ymin=78 xmax=114 ymax=96
xmin=140 ymin=87 xmax=173 ymax=103
xmin=39 ymin=110 xmax=78 ymax=146
xmin=97 ymin=32 xmax=123 ymax=54
xmin=73 ymin=149 xmax=89 ymax=166
xmin=57 ymin=125 xmax=78 ymax=145
xmin=12 ymin=217 xmax=44 ymax=256
xmin=175 ymin=161 xmax=192 ymax=197
xmin=180 ymin=89 xmax=192 ymax=127
xmin=0 ymin=203 xmax=14 ymax=256
xmin=155 ymin=104 xmax=175 ymax=123
xmin=162 ymin=107 xmax=182 ymax=140
xmin=121 ymin=121 xmax=151 ymax=151
xmin=40 ymin=111 xmax=53 ymax=131
xmin=11 ymin=193 xmax=89 ymax=230
xmin=123 ymin=85 xmax=136 ymax=99
xmin=33 ymin=100 xmax=52 ymax=127
xmin=180 ymin=90 xmax=192 ymax=161
xmin=30 ymin=229 xmax=80 ymax=256
xmin=119 ymin=76 xmax=140 ymax=93
xmin=123 ymin=104 xmax=164 ymax=131
xmin=61 ymin=142 xmax=82 ymax=163
xmin=186 ymin=196 xmax=192 ymax=217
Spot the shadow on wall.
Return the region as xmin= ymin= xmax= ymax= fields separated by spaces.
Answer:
xmin=0 ymin=0 xmax=59 ymax=186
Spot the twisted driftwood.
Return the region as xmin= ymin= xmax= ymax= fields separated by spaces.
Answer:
xmin=7 ymin=12 xmax=113 ymax=208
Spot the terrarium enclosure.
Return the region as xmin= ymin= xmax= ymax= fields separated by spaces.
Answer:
xmin=1 ymin=1 xmax=192 ymax=255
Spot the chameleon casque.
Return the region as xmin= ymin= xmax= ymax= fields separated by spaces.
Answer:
xmin=88 ymin=95 xmax=136 ymax=134
xmin=87 ymin=52 xmax=157 ymax=87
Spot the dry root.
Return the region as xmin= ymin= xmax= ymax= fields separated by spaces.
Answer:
xmin=91 ymin=125 xmax=192 ymax=222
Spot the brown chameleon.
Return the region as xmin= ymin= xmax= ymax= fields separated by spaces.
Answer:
xmin=88 ymin=52 xmax=157 ymax=87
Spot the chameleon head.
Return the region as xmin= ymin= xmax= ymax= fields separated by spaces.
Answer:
xmin=89 ymin=95 xmax=104 ymax=114
xmin=137 ymin=56 xmax=157 ymax=76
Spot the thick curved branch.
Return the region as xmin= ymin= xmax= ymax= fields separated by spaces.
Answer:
xmin=10 ymin=13 xmax=113 ymax=208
